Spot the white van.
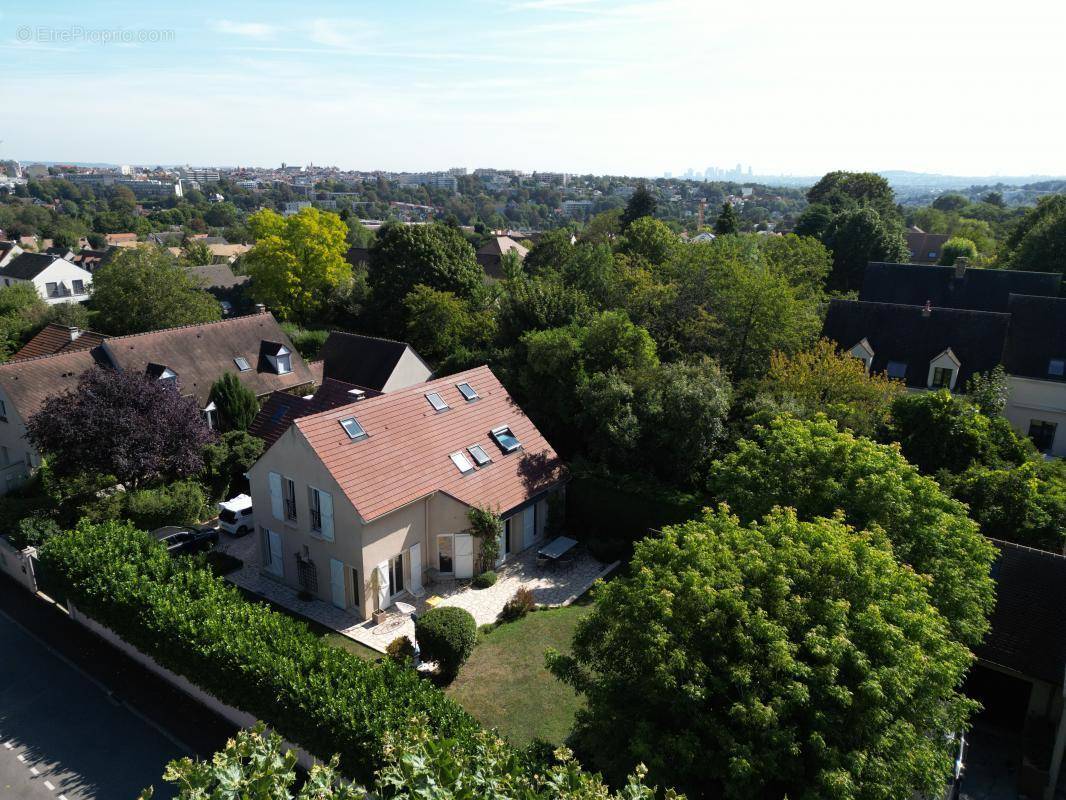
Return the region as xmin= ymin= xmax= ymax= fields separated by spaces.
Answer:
xmin=218 ymin=494 xmax=254 ymax=536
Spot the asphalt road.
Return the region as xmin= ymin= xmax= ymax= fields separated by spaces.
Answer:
xmin=0 ymin=612 xmax=185 ymax=799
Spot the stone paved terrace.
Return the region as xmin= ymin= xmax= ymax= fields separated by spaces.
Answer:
xmin=220 ymin=532 xmax=617 ymax=653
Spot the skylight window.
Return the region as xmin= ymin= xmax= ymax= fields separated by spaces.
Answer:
xmin=468 ymin=444 xmax=491 ymax=466
xmin=450 ymin=451 xmax=475 ymax=473
xmin=1049 ymin=359 xmax=1065 ymax=378
xmin=340 ymin=416 xmax=367 ymax=440
xmin=270 ymin=403 xmax=291 ymax=423
xmin=886 ymin=361 xmax=908 ymax=380
xmin=457 ymin=382 xmax=479 ymax=401
xmin=426 ymin=392 xmax=450 ymax=412
xmin=490 ymin=425 xmax=521 ymax=453
xmin=234 ymin=356 xmax=251 ymax=371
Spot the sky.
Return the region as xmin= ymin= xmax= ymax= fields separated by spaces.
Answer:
xmin=2 ymin=0 xmax=1066 ymax=177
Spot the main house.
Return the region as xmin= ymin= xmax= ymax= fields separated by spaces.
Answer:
xmin=0 ymin=252 xmax=93 ymax=304
xmin=0 ymin=312 xmax=314 ymax=493
xmin=822 ymin=259 xmax=1066 ymax=456
xmin=245 ymin=365 xmax=566 ymax=620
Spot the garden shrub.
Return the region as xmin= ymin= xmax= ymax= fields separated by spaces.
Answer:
xmin=123 ymin=479 xmax=206 ymax=530
xmin=280 ymin=323 xmax=330 ymax=360
xmin=473 ymin=570 xmax=497 ymax=589
xmin=38 ymin=520 xmax=480 ymax=782
xmin=386 ymin=635 xmax=416 ymax=667
xmin=499 ymin=587 xmax=536 ymax=623
xmin=415 ymin=606 xmax=477 ymax=677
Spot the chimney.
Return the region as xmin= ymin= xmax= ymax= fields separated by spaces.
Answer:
xmin=254 ymin=303 xmax=266 ymax=314
xmin=954 ymin=256 xmax=969 ymax=279
xmin=922 ymin=300 xmax=932 ymax=318
xmin=68 ymin=327 xmax=81 ymax=341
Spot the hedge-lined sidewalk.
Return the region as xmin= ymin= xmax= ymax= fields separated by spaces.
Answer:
xmin=0 ymin=572 xmax=237 ymax=760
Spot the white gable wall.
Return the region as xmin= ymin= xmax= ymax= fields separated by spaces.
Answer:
xmin=33 ymin=260 xmax=93 ymax=305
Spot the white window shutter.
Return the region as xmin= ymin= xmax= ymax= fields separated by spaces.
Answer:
xmin=268 ymin=472 xmax=283 ymax=520
xmin=376 ymin=561 xmax=391 ymax=610
xmin=319 ymin=490 xmax=334 ymax=541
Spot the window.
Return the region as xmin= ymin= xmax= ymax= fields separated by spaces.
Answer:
xmin=389 ymin=552 xmax=405 ymax=595
xmin=0 ymin=446 xmax=7 ymax=465
xmin=886 ymin=361 xmax=908 ymax=380
xmin=490 ymin=425 xmax=521 ymax=453
xmin=0 ymin=398 xmax=7 ymax=422
xmin=468 ymin=443 xmax=491 ymax=467
xmin=283 ymin=477 xmax=297 ymax=521
xmin=450 ymin=450 xmax=475 ymax=473
xmin=45 ymin=282 xmax=58 ymax=297
xmin=309 ymin=487 xmax=322 ymax=530
xmin=296 ymin=555 xmax=318 ymax=593
xmin=928 ymin=251 xmax=938 ymax=259
xmin=426 ymin=392 xmax=449 ymax=412
xmin=270 ymin=403 xmax=291 ymax=423
xmin=931 ymin=367 xmax=953 ymax=389
xmin=340 ymin=416 xmax=367 ymax=440
xmin=72 ymin=279 xmax=85 ymax=294
xmin=1049 ymin=359 xmax=1065 ymax=378
xmin=457 ymin=382 xmax=479 ymax=401
xmin=276 ymin=353 xmax=292 ymax=374
xmin=234 ymin=356 xmax=251 ymax=371
xmin=1028 ymin=420 xmax=1058 ymax=453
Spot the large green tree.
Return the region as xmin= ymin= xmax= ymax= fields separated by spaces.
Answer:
xmin=620 ymin=183 xmax=657 ymax=230
xmin=90 ymin=246 xmax=221 ymax=335
xmin=1005 ymin=195 xmax=1066 ymax=273
xmin=713 ymin=201 xmax=739 ymax=235
xmin=707 ymin=415 xmax=996 ymax=646
xmin=822 ymin=206 xmax=908 ymax=291
xmin=208 ymin=372 xmax=260 ymax=432
xmin=548 ymin=505 xmax=974 ymax=799
xmin=242 ymin=207 xmax=352 ymax=322
xmin=367 ymin=222 xmax=482 ymax=335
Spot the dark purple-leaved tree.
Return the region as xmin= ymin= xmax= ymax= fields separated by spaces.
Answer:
xmin=27 ymin=367 xmax=217 ymax=488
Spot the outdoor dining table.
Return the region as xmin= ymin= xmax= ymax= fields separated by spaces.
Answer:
xmin=538 ymin=535 xmax=579 ymax=562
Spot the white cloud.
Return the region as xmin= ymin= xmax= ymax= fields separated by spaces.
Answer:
xmin=211 ymin=20 xmax=278 ymax=39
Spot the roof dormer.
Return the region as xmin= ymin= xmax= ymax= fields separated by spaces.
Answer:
xmin=849 ymin=338 xmax=875 ymax=374
xmin=927 ymin=347 xmax=961 ymax=391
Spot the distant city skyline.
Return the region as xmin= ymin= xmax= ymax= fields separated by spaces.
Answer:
xmin=3 ymin=0 xmax=1065 ymax=177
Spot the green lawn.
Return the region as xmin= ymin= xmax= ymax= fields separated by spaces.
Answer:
xmin=323 ymin=632 xmax=380 ymax=660
xmin=446 ymin=598 xmax=592 ymax=748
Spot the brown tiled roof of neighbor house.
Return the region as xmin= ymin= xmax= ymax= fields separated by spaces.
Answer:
xmin=976 ymin=539 xmax=1066 ymax=685
xmin=105 ymin=232 xmax=139 ymax=245
xmin=294 ymin=364 xmax=565 ymax=522
xmin=0 ymin=348 xmax=105 ymax=421
xmin=250 ymin=378 xmax=381 ymax=448
xmin=476 ymin=235 xmax=529 ymax=280
xmin=904 ymin=228 xmax=951 ymax=264
xmin=102 ymin=312 xmax=315 ymax=406
xmin=308 ymin=359 xmax=324 ymax=385
xmin=11 ymin=324 xmax=107 ymax=362
xmin=185 ymin=263 xmax=250 ymax=290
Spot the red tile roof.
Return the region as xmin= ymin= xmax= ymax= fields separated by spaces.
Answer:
xmin=293 ymin=365 xmax=565 ymax=522
xmin=10 ymin=324 xmax=107 ymax=362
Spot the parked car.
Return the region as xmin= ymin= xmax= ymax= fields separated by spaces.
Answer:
xmin=218 ymin=493 xmax=253 ymax=536
xmin=152 ymin=525 xmax=219 ymax=556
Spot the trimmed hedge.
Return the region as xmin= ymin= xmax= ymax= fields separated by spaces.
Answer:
xmin=414 ymin=606 xmax=477 ymax=677
xmin=472 ymin=570 xmax=497 ymax=589
xmin=38 ymin=520 xmax=480 ymax=782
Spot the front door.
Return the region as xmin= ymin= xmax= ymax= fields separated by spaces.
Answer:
xmin=438 ymin=534 xmax=454 ymax=573
xmin=264 ymin=529 xmax=283 ymax=577
xmin=329 ymin=558 xmax=346 ymax=609
xmin=454 ymin=533 xmax=474 ymax=579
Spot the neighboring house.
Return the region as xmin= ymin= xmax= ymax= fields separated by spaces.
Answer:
xmin=71 ymin=247 xmax=118 ymax=273
xmin=0 ymin=312 xmax=314 ymax=494
xmin=0 ymin=241 xmax=23 ymax=268
xmin=476 ymin=235 xmax=529 ymax=281
xmin=185 ymin=263 xmax=252 ymax=315
xmin=250 ymin=377 xmax=382 ymax=449
xmin=904 ymin=227 xmax=952 ymax=264
xmin=10 ymin=324 xmax=106 ymax=361
xmin=0 ymin=253 xmax=93 ymax=304
xmin=972 ymin=540 xmax=1066 ymax=799
xmin=246 ymin=365 xmax=566 ymax=620
xmin=105 ymin=232 xmax=139 ymax=247
xmin=823 ymin=260 xmax=1066 ymax=456
xmin=317 ymin=331 xmax=432 ymax=392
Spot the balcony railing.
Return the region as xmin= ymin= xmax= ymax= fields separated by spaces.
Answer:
xmin=284 ymin=498 xmax=297 ymax=521
xmin=310 ymin=508 xmax=322 ymax=531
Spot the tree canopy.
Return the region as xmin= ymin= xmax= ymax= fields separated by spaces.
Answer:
xmin=90 ymin=246 xmax=221 ymax=335
xmin=713 ymin=201 xmax=739 ymax=235
xmin=707 ymin=415 xmax=996 ymax=646
xmin=548 ymin=505 xmax=974 ymax=800
xmin=620 ymin=183 xmax=657 ymax=229
xmin=242 ymin=207 xmax=352 ymax=322
xmin=27 ymin=366 xmax=216 ymax=488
